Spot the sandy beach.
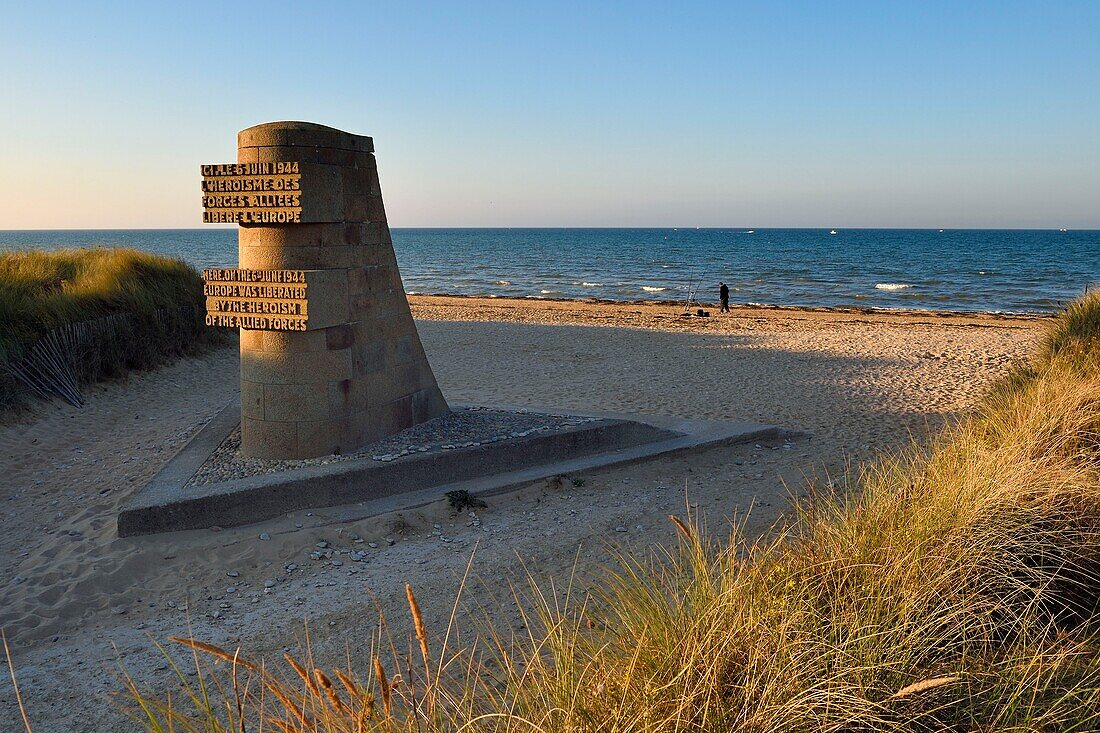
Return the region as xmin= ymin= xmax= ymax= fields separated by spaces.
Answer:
xmin=0 ymin=297 xmax=1046 ymax=732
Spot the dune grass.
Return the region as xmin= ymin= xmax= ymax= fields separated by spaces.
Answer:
xmin=0 ymin=247 xmax=219 ymax=406
xmin=9 ymin=293 xmax=1099 ymax=731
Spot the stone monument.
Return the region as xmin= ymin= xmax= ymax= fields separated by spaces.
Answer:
xmin=200 ymin=121 xmax=448 ymax=459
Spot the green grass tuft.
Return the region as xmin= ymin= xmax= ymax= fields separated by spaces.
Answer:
xmin=0 ymin=247 xmax=222 ymax=407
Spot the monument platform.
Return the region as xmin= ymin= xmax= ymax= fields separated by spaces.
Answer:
xmin=117 ymin=403 xmax=783 ymax=536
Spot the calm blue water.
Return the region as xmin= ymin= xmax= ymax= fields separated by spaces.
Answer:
xmin=1 ymin=228 xmax=1097 ymax=314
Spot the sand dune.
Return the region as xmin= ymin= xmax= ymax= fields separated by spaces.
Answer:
xmin=0 ymin=299 xmax=1044 ymax=731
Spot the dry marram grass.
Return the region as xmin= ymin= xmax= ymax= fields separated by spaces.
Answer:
xmin=7 ymin=293 xmax=1100 ymax=731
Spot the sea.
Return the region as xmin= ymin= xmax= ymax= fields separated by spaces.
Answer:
xmin=1 ymin=228 xmax=1097 ymax=315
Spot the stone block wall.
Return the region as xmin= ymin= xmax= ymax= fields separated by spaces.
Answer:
xmin=234 ymin=122 xmax=448 ymax=459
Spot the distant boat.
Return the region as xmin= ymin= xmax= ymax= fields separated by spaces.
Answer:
xmin=829 ymin=229 xmax=838 ymax=235
xmin=1060 ymin=228 xmax=1068 ymax=232
xmin=938 ymin=229 xmax=944 ymax=233
xmin=747 ymin=230 xmax=755 ymax=234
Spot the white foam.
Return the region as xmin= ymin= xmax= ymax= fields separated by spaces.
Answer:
xmin=540 ymin=289 xmax=555 ymax=294
xmin=574 ymin=281 xmax=603 ymax=287
xmin=874 ymin=283 xmax=913 ymax=291
xmin=641 ymin=286 xmax=667 ymax=292
xmin=497 ymin=280 xmax=510 ymax=286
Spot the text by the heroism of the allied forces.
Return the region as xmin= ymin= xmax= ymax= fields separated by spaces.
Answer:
xmin=202 ymin=268 xmax=310 ymax=331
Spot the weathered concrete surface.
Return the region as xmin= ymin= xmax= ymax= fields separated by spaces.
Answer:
xmin=230 ymin=122 xmax=447 ymax=458
xmin=117 ymin=402 xmax=783 ymax=536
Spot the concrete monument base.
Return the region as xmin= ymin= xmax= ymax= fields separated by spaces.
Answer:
xmin=117 ymin=403 xmax=784 ymax=536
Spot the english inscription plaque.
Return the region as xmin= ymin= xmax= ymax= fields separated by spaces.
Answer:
xmin=203 ymin=268 xmax=310 ymax=331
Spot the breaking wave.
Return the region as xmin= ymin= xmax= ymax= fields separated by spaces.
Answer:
xmin=875 ymin=283 xmax=913 ymax=291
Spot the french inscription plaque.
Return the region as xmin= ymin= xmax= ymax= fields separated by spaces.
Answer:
xmin=201 ymin=163 xmax=303 ymax=223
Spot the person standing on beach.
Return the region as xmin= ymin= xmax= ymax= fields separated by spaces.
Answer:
xmin=719 ymin=282 xmax=730 ymax=312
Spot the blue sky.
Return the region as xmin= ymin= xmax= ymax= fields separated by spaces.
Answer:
xmin=1 ymin=1 xmax=1097 ymax=228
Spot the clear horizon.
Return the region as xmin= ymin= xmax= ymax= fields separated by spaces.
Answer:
xmin=2 ymin=1 xmax=1099 ymax=229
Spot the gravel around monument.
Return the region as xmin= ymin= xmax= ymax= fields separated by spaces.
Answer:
xmin=187 ymin=408 xmax=602 ymax=487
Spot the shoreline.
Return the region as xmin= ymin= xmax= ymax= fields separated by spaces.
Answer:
xmin=408 ymin=293 xmax=1050 ymax=329
xmin=407 ymin=292 xmax=1056 ymax=321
